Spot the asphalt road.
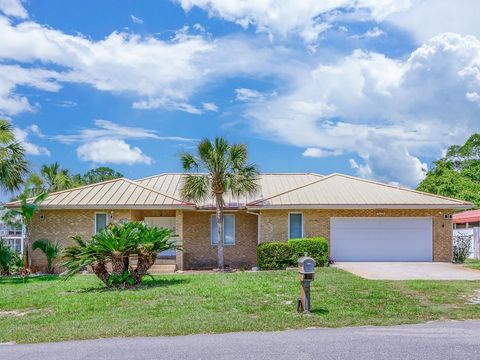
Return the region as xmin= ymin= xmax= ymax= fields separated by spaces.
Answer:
xmin=1 ymin=320 xmax=480 ymax=360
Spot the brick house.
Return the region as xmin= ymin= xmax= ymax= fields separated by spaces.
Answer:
xmin=6 ymin=173 xmax=472 ymax=272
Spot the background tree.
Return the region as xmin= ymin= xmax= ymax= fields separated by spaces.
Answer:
xmin=81 ymin=167 xmax=123 ymax=184
xmin=32 ymin=239 xmax=61 ymax=274
xmin=418 ymin=134 xmax=480 ymax=207
xmin=0 ymin=119 xmax=28 ymax=193
xmin=2 ymin=192 xmax=48 ymax=268
xmin=180 ymin=137 xmax=258 ymax=269
xmin=40 ymin=162 xmax=71 ymax=192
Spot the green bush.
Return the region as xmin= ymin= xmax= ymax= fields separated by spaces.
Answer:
xmin=257 ymin=237 xmax=329 ymax=270
xmin=257 ymin=242 xmax=292 ymax=270
xmin=288 ymin=237 xmax=329 ymax=267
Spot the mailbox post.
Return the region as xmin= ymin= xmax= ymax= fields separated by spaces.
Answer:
xmin=297 ymin=256 xmax=315 ymax=313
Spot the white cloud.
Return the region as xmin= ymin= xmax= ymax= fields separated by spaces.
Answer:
xmin=56 ymin=100 xmax=77 ymax=108
xmin=0 ymin=0 xmax=27 ymax=19
xmin=349 ymin=27 xmax=385 ymax=40
xmin=244 ymin=33 xmax=480 ymax=187
xmin=202 ymin=102 xmax=219 ymax=112
xmin=130 ymin=15 xmax=143 ymax=24
xmin=13 ymin=126 xmax=50 ymax=156
xmin=176 ymin=0 xmax=412 ymax=44
xmin=235 ymin=88 xmax=265 ymax=102
xmin=54 ymin=119 xmax=194 ymax=144
xmin=0 ymin=64 xmax=60 ymax=116
xmin=0 ymin=16 xmax=285 ymax=115
xmin=77 ymin=139 xmax=152 ymax=165
xmin=303 ymin=148 xmax=343 ymax=158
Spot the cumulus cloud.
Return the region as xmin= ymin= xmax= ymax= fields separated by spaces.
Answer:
xmin=202 ymin=102 xmax=219 ymax=112
xmin=303 ymin=148 xmax=343 ymax=158
xmin=0 ymin=0 xmax=27 ymax=19
xmin=176 ymin=0 xmax=412 ymax=44
xmin=13 ymin=126 xmax=50 ymax=156
xmin=349 ymin=27 xmax=385 ymax=40
xmin=245 ymin=33 xmax=480 ymax=187
xmin=77 ymin=139 xmax=152 ymax=165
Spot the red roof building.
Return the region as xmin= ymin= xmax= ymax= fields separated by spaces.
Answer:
xmin=453 ymin=209 xmax=480 ymax=228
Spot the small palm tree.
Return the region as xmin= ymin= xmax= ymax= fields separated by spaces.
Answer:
xmin=0 ymin=119 xmax=29 ymax=193
xmin=2 ymin=192 xmax=48 ymax=269
xmin=180 ymin=137 xmax=259 ymax=269
xmin=32 ymin=239 xmax=61 ymax=274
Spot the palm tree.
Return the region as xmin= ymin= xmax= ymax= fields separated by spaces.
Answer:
xmin=40 ymin=162 xmax=71 ymax=192
xmin=180 ymin=137 xmax=259 ymax=269
xmin=0 ymin=119 xmax=28 ymax=193
xmin=32 ymin=239 xmax=61 ymax=274
xmin=2 ymin=192 xmax=48 ymax=268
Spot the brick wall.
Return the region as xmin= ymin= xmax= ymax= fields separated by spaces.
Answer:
xmin=29 ymin=209 xmax=131 ymax=272
xmin=182 ymin=211 xmax=258 ymax=269
xmin=259 ymin=209 xmax=453 ymax=262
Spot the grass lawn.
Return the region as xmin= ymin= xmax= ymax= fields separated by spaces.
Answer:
xmin=465 ymin=259 xmax=480 ymax=270
xmin=1 ymin=268 xmax=480 ymax=343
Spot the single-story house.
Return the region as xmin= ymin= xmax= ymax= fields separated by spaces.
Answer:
xmin=453 ymin=209 xmax=480 ymax=259
xmin=6 ymin=173 xmax=472 ymax=272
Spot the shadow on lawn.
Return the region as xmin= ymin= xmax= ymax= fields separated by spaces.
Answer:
xmin=71 ymin=277 xmax=190 ymax=293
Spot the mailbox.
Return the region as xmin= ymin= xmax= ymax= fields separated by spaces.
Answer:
xmin=297 ymin=256 xmax=316 ymax=313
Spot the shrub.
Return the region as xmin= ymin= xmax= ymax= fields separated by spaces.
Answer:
xmin=62 ymin=222 xmax=174 ymax=288
xmin=32 ymin=239 xmax=61 ymax=274
xmin=257 ymin=242 xmax=292 ymax=270
xmin=257 ymin=237 xmax=330 ymax=270
xmin=0 ymin=242 xmax=24 ymax=275
xmin=453 ymin=233 xmax=472 ymax=263
xmin=288 ymin=237 xmax=329 ymax=267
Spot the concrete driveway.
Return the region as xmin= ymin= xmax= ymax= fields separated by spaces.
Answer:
xmin=334 ymin=262 xmax=480 ymax=280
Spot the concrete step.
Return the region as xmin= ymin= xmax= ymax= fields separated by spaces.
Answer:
xmin=148 ymin=264 xmax=176 ymax=274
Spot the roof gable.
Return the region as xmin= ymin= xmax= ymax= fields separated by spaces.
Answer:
xmin=247 ymin=173 xmax=472 ymax=209
xmin=6 ymin=178 xmax=193 ymax=209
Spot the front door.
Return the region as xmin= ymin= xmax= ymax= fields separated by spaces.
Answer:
xmin=144 ymin=217 xmax=176 ymax=257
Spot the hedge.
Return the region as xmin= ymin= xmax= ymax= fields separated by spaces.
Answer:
xmin=257 ymin=237 xmax=329 ymax=270
xmin=288 ymin=237 xmax=329 ymax=267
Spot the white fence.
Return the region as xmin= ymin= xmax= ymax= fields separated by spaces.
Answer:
xmin=453 ymin=228 xmax=480 ymax=259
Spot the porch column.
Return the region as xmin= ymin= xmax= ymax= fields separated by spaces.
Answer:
xmin=175 ymin=210 xmax=184 ymax=271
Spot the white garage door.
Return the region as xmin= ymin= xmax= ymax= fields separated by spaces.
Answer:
xmin=331 ymin=217 xmax=432 ymax=262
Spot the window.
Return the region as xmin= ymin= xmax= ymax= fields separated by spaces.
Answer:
xmin=95 ymin=213 xmax=108 ymax=233
xmin=211 ymin=214 xmax=235 ymax=245
xmin=289 ymin=213 xmax=303 ymax=239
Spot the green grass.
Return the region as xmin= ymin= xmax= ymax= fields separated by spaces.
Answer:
xmin=465 ymin=259 xmax=480 ymax=270
xmin=1 ymin=268 xmax=480 ymax=343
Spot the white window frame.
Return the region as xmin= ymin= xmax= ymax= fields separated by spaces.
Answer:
xmin=211 ymin=214 xmax=236 ymax=246
xmin=94 ymin=212 xmax=109 ymax=234
xmin=288 ymin=212 xmax=303 ymax=239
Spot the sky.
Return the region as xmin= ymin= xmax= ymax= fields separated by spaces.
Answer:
xmin=1 ymin=0 xmax=480 ymax=189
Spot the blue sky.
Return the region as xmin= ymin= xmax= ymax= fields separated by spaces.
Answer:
xmin=1 ymin=0 xmax=480 ymax=188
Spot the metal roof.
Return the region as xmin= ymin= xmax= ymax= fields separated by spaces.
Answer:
xmin=6 ymin=178 xmax=193 ymax=209
xmin=5 ymin=173 xmax=472 ymax=210
xmin=453 ymin=210 xmax=480 ymax=224
xmin=247 ymin=174 xmax=473 ymax=209
xmin=136 ymin=173 xmax=323 ymax=208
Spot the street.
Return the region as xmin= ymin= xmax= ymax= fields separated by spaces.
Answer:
xmin=1 ymin=320 xmax=479 ymax=359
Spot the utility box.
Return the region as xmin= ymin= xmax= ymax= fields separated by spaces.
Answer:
xmin=297 ymin=256 xmax=316 ymax=313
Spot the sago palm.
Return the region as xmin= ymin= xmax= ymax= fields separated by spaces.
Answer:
xmin=32 ymin=239 xmax=61 ymax=274
xmin=180 ymin=137 xmax=258 ymax=269
xmin=0 ymin=119 xmax=29 ymax=193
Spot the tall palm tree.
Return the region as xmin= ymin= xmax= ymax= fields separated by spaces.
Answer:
xmin=0 ymin=119 xmax=28 ymax=193
xmin=180 ymin=137 xmax=259 ymax=269
xmin=40 ymin=162 xmax=71 ymax=192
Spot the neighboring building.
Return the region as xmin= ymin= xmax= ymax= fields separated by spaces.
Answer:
xmin=5 ymin=173 xmax=472 ymax=272
xmin=453 ymin=210 xmax=480 ymax=259
xmin=0 ymin=210 xmax=24 ymax=253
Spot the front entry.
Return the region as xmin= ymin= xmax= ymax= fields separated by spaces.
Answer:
xmin=144 ymin=217 xmax=176 ymax=257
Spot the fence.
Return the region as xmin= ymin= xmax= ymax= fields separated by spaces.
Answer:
xmin=453 ymin=227 xmax=480 ymax=259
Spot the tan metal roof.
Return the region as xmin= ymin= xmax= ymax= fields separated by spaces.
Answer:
xmin=6 ymin=178 xmax=193 ymax=209
xmin=136 ymin=173 xmax=323 ymax=208
xmin=247 ymin=174 xmax=472 ymax=209
xmin=5 ymin=172 xmax=472 ymax=210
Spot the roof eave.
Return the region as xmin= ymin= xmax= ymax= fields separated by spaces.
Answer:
xmin=247 ymin=204 xmax=474 ymax=210
xmin=32 ymin=204 xmax=196 ymax=210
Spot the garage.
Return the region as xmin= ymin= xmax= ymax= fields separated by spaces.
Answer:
xmin=330 ymin=217 xmax=433 ymax=262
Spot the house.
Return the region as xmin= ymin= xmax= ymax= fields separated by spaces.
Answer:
xmin=0 ymin=210 xmax=25 ymax=254
xmin=453 ymin=210 xmax=480 ymax=259
xmin=6 ymin=173 xmax=472 ymax=272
